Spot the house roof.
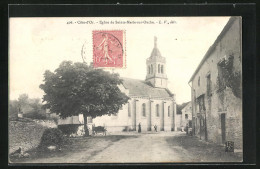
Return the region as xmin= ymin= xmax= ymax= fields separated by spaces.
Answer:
xmin=121 ymin=77 xmax=174 ymax=98
xmin=188 ymin=17 xmax=238 ymax=83
xmin=177 ymin=101 xmax=190 ymax=114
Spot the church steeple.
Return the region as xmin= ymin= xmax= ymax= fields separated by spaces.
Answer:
xmin=145 ymin=37 xmax=168 ymax=88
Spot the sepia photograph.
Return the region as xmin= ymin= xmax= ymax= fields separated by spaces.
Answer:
xmin=9 ymin=16 xmax=243 ymax=163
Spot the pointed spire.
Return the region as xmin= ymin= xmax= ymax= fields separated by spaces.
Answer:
xmin=150 ymin=36 xmax=161 ymax=58
xmin=154 ymin=36 xmax=157 ymax=48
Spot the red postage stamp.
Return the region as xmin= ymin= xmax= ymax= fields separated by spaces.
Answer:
xmin=92 ymin=30 xmax=126 ymax=68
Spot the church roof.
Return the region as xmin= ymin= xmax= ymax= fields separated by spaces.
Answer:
xmin=121 ymin=77 xmax=173 ymax=98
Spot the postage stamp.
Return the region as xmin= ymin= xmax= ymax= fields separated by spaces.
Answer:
xmin=92 ymin=30 xmax=126 ymax=68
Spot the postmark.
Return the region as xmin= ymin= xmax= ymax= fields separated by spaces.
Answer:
xmin=92 ymin=30 xmax=125 ymax=68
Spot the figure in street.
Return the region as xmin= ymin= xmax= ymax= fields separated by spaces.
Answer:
xmin=138 ymin=123 xmax=141 ymax=133
xmin=154 ymin=125 xmax=157 ymax=132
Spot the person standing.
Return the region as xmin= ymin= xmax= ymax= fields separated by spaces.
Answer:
xmin=138 ymin=123 xmax=141 ymax=133
xmin=154 ymin=125 xmax=157 ymax=132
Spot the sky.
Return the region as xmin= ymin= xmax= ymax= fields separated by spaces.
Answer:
xmin=9 ymin=17 xmax=230 ymax=104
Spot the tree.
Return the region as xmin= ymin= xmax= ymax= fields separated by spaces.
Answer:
xmin=9 ymin=100 xmax=19 ymax=120
xmin=18 ymin=93 xmax=29 ymax=107
xmin=40 ymin=61 xmax=130 ymax=136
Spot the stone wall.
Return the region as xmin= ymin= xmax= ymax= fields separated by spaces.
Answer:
xmin=9 ymin=118 xmax=58 ymax=154
xmin=9 ymin=120 xmax=48 ymax=154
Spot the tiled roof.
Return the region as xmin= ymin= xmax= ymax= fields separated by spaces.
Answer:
xmin=121 ymin=77 xmax=173 ymax=98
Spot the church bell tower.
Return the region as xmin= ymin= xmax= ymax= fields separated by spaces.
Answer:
xmin=145 ymin=37 xmax=168 ymax=88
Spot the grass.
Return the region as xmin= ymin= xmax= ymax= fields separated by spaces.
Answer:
xmin=165 ymin=135 xmax=243 ymax=162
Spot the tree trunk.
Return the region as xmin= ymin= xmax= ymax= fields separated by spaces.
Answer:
xmin=83 ymin=114 xmax=89 ymax=136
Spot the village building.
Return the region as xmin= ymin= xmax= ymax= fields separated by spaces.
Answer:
xmin=188 ymin=17 xmax=242 ymax=150
xmin=181 ymin=101 xmax=192 ymax=128
xmin=58 ymin=37 xmax=177 ymax=133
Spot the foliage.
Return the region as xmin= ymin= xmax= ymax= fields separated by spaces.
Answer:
xmin=23 ymin=109 xmax=48 ymax=120
xmin=217 ymin=55 xmax=242 ymax=99
xmin=9 ymin=100 xmax=19 ymax=120
xmin=58 ymin=124 xmax=83 ymax=135
xmin=38 ymin=128 xmax=68 ymax=149
xmin=18 ymin=93 xmax=29 ymax=106
xmin=9 ymin=93 xmax=51 ymax=121
xmin=39 ymin=61 xmax=130 ymax=136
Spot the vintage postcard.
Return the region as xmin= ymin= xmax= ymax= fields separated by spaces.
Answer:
xmin=9 ymin=16 xmax=242 ymax=163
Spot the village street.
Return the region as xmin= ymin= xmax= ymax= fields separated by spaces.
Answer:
xmin=14 ymin=132 xmax=242 ymax=163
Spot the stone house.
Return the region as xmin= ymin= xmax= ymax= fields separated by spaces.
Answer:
xmin=181 ymin=102 xmax=192 ymax=127
xmin=188 ymin=17 xmax=242 ymax=150
xmin=58 ymin=37 xmax=178 ymax=133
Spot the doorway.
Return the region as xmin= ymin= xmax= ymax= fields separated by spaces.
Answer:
xmin=221 ymin=113 xmax=226 ymax=144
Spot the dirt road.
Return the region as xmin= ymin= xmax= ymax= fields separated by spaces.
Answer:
xmin=13 ymin=132 xmax=242 ymax=163
xmin=87 ymin=132 xmax=189 ymax=163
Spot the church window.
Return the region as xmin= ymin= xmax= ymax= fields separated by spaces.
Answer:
xmin=158 ymin=64 xmax=161 ymax=73
xmin=198 ymin=77 xmax=200 ymax=86
xmin=148 ymin=66 xmax=150 ymax=74
xmin=168 ymin=106 xmax=170 ymax=117
xmin=161 ymin=65 xmax=164 ymax=74
xmin=151 ymin=64 xmax=153 ymax=74
xmin=128 ymin=103 xmax=131 ymax=117
xmin=142 ymin=103 xmax=146 ymax=117
xmin=156 ymin=104 xmax=159 ymax=117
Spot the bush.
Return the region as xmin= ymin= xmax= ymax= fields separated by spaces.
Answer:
xmin=58 ymin=124 xmax=82 ymax=136
xmin=38 ymin=128 xmax=68 ymax=150
xmin=23 ymin=110 xmax=48 ymax=120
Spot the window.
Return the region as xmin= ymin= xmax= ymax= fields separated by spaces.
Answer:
xmin=151 ymin=64 xmax=153 ymax=74
xmin=201 ymin=118 xmax=204 ymax=126
xmin=128 ymin=103 xmax=131 ymax=117
xmin=158 ymin=64 xmax=161 ymax=73
xmin=168 ymin=106 xmax=170 ymax=117
xmin=156 ymin=104 xmax=159 ymax=117
xmin=207 ymin=74 xmax=212 ymax=96
xmin=161 ymin=65 xmax=164 ymax=74
xmin=197 ymin=95 xmax=205 ymax=113
xmin=87 ymin=117 xmax=93 ymax=123
xmin=148 ymin=66 xmax=150 ymax=74
xmin=142 ymin=103 xmax=146 ymax=117
xmin=198 ymin=76 xmax=200 ymax=86
xmin=217 ymin=62 xmax=226 ymax=91
xmin=185 ymin=114 xmax=188 ymax=119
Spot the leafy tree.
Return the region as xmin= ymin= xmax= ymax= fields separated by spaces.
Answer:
xmin=40 ymin=61 xmax=130 ymax=136
xmin=9 ymin=100 xmax=19 ymax=120
xmin=18 ymin=93 xmax=29 ymax=107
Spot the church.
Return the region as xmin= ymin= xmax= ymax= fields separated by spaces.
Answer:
xmin=58 ymin=37 xmax=177 ymax=133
